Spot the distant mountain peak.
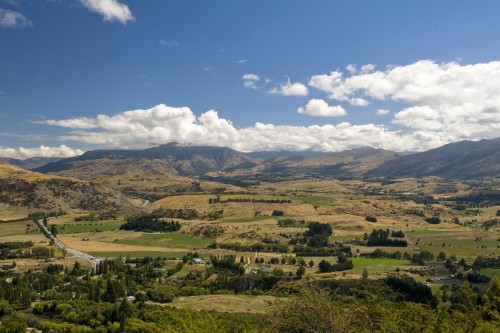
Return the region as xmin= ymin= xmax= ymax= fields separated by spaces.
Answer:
xmin=36 ymin=143 xmax=258 ymax=176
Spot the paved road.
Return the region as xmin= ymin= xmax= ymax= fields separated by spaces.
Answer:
xmin=34 ymin=219 xmax=100 ymax=272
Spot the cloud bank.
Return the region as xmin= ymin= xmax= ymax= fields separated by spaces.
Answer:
xmin=80 ymin=0 xmax=134 ymax=24
xmin=38 ymin=103 xmax=462 ymax=154
xmin=309 ymin=60 xmax=500 ymax=139
xmin=0 ymin=145 xmax=84 ymax=160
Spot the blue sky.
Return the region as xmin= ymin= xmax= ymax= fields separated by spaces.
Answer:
xmin=1 ymin=0 xmax=500 ymax=158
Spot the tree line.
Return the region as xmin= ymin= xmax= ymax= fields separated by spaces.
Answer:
xmin=366 ymin=229 xmax=408 ymax=247
xmin=120 ymin=214 xmax=181 ymax=232
xmin=318 ymin=254 xmax=354 ymax=273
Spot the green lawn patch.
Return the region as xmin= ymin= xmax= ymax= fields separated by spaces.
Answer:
xmin=331 ymin=234 xmax=365 ymax=241
xmin=351 ymin=257 xmax=415 ymax=274
xmin=292 ymin=195 xmax=336 ymax=207
xmin=172 ymin=267 xmax=192 ymax=278
xmin=412 ymin=229 xmax=463 ymax=235
xmin=56 ymin=221 xmax=123 ymax=234
xmin=481 ymin=268 xmax=500 ymax=279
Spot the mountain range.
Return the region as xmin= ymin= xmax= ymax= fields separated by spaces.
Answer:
xmin=8 ymin=138 xmax=500 ymax=185
xmin=35 ymin=142 xmax=259 ymax=176
xmin=1 ymin=138 xmax=497 ymax=216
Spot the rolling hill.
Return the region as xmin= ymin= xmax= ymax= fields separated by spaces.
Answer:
xmin=0 ymin=162 xmax=135 ymax=213
xmin=39 ymin=157 xmax=245 ymax=196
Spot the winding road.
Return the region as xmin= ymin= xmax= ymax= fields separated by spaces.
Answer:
xmin=34 ymin=219 xmax=101 ymax=272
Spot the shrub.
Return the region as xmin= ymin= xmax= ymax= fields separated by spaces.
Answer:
xmin=271 ymin=210 xmax=284 ymax=216
xmin=425 ymin=217 xmax=441 ymax=224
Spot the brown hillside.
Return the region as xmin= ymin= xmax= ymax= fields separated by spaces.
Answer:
xmin=48 ymin=158 xmax=245 ymax=196
xmin=263 ymin=147 xmax=399 ymax=175
xmin=0 ymin=162 xmax=135 ymax=213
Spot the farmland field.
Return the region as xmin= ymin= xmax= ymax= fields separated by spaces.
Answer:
xmin=164 ymin=295 xmax=279 ymax=314
xmin=55 ymin=221 xmax=123 ymax=234
xmin=481 ymin=268 xmax=500 ymax=279
xmin=113 ymin=232 xmax=214 ymax=249
xmin=2 ymin=176 xmax=498 ymax=301
xmin=351 ymin=258 xmax=416 ymax=274
xmin=292 ymin=195 xmax=337 ymax=206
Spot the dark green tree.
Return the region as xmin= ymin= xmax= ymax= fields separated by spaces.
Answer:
xmin=296 ymin=266 xmax=306 ymax=278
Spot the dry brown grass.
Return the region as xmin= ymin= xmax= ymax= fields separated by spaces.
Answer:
xmin=0 ymin=220 xmax=44 ymax=238
xmin=50 ymin=158 xmax=245 ymax=196
xmin=150 ymin=195 xmax=213 ymax=211
xmin=377 ymin=177 xmax=471 ymax=197
xmin=0 ymin=162 xmax=83 ymax=183
xmin=0 ymin=171 xmax=493 ymax=275
xmin=253 ymin=179 xmax=355 ymax=195
xmin=0 ymin=205 xmax=33 ymax=221
xmin=57 ymin=233 xmax=189 ymax=253
xmin=161 ymin=295 xmax=279 ymax=313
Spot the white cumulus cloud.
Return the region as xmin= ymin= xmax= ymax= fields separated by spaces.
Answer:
xmin=242 ymin=73 xmax=260 ymax=90
xmin=38 ymin=103 xmax=462 ymax=153
xmin=0 ymin=145 xmax=84 ymax=160
xmin=297 ymin=99 xmax=346 ymax=117
xmin=80 ymin=0 xmax=134 ymax=24
xmin=309 ymin=60 xmax=500 ymax=140
xmin=0 ymin=8 xmax=32 ymax=29
xmin=269 ymin=78 xmax=309 ymax=96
